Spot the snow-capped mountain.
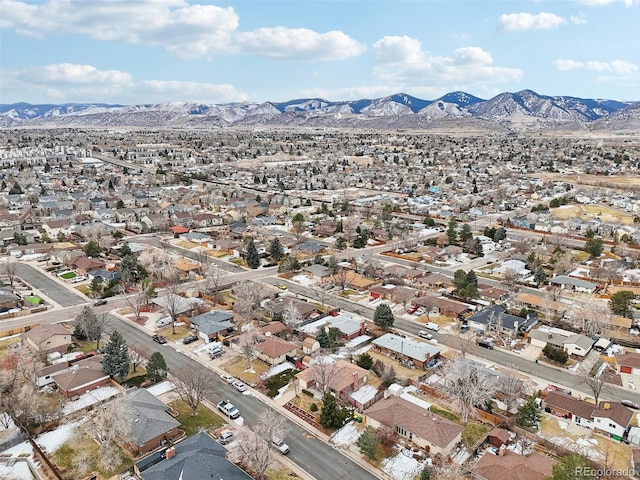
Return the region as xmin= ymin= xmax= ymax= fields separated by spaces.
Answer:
xmin=1 ymin=90 xmax=636 ymax=131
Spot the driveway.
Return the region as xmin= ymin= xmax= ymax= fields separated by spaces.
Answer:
xmin=16 ymin=263 xmax=87 ymax=307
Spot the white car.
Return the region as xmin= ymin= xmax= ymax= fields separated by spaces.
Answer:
xmin=232 ymin=380 xmax=247 ymax=392
xmin=220 ymin=374 xmax=235 ymax=384
xmin=272 ymin=438 xmax=290 ymax=454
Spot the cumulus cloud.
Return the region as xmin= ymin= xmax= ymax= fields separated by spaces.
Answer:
xmin=0 ymin=0 xmax=364 ymax=61
xmin=0 ymin=63 xmax=247 ymax=103
xmin=554 ymin=58 xmax=639 ymax=74
xmin=372 ymin=36 xmax=522 ymax=89
xmin=234 ymin=27 xmax=364 ymax=60
xmin=498 ymin=12 xmax=568 ymax=31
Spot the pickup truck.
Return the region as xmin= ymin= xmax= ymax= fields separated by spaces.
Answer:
xmin=217 ymin=400 xmax=240 ymax=419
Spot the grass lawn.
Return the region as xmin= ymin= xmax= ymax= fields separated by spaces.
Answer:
xmin=60 ymin=271 xmax=76 ymax=280
xmin=0 ymin=336 xmax=21 ymax=360
xmin=54 ymin=431 xmax=133 ymax=480
xmin=171 ymin=399 xmax=226 ymax=436
xmin=24 ymin=295 xmax=43 ymax=304
xmin=74 ymin=285 xmax=91 ymax=295
xmin=290 ymin=393 xmax=323 ymax=414
xmin=222 ymin=357 xmax=270 ymax=384
xmin=431 ymin=405 xmax=460 ymax=423
xmin=157 ymin=325 xmax=192 ymax=342
xmin=462 ymin=422 xmax=490 ymax=449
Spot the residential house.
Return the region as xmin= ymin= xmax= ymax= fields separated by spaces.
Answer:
xmin=543 ymin=391 xmax=595 ymax=428
xmin=549 ymin=275 xmax=598 ymax=294
xmin=136 ymin=431 xmax=253 ymax=480
xmin=263 ymin=297 xmax=317 ymax=320
xmin=615 ymin=352 xmax=640 ymax=375
xmin=364 ymin=396 xmax=463 ymax=456
xmin=295 ymin=359 xmax=368 ymax=403
xmin=152 ymin=295 xmax=204 ymax=319
xmin=189 ymin=310 xmax=234 ymax=342
xmin=413 ymin=295 xmax=471 ymax=319
xmin=474 ymin=450 xmax=556 ymax=480
xmin=415 ymin=273 xmax=453 ymax=290
xmin=22 ymin=323 xmax=73 ymax=355
xmin=68 ymin=256 xmax=105 ymax=276
xmin=0 ymin=288 xmax=22 ymax=309
xmin=253 ymin=335 xmax=298 ymax=366
xmin=302 ymin=264 xmax=331 ymax=282
xmin=592 ymin=401 xmax=634 ymax=438
xmin=120 ymin=388 xmax=182 ymax=456
xmin=35 ymin=361 xmax=70 ymax=387
xmin=372 ymin=333 xmax=440 ymax=369
xmin=53 ymin=360 xmax=110 ymax=398
xmin=467 ymin=305 xmax=538 ymax=335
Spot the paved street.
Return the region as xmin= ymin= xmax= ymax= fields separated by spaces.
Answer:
xmin=107 ymin=316 xmax=379 ymax=480
xmin=16 ymin=263 xmax=87 ymax=307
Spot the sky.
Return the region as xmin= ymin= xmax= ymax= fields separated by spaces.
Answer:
xmin=1 ymin=0 xmax=639 ymax=105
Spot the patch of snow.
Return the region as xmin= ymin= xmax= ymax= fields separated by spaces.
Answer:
xmin=62 ymin=386 xmax=120 ymax=415
xmin=331 ymin=422 xmax=363 ymax=447
xmin=146 ymin=380 xmax=175 ymax=397
xmin=558 ymin=420 xmax=568 ymax=430
xmin=545 ymin=435 xmax=604 ymax=461
xmin=0 ymin=459 xmax=34 ymax=480
xmin=36 ymin=419 xmax=84 ymax=454
xmin=259 ymin=362 xmax=295 ymax=380
xmin=2 ymin=439 xmax=33 ymax=457
xmin=381 ymin=448 xmax=423 ymax=480
xmin=350 ymin=385 xmax=378 ymax=405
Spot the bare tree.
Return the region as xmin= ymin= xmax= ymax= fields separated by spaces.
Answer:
xmin=138 ymin=247 xmax=175 ymax=280
xmin=232 ymin=281 xmax=265 ymax=321
xmin=512 ymin=237 xmax=531 ymax=255
xmin=553 ymin=250 xmax=574 ymax=275
xmin=497 ymin=365 xmax=527 ymax=414
xmin=203 ymin=260 xmax=228 ymax=304
xmin=120 ymin=277 xmax=156 ymax=323
xmin=440 ymin=357 xmax=499 ymax=423
xmin=238 ymin=330 xmax=258 ymax=370
xmin=313 ymin=284 xmax=328 ymax=308
xmin=73 ymin=306 xmax=110 ymax=350
xmin=373 ymin=359 xmax=396 ymax=385
xmin=334 ymin=267 xmax=351 ymax=290
xmin=1 ymin=257 xmax=19 ymax=286
xmin=575 ymin=301 xmax=609 ymax=336
xmin=502 ymin=268 xmax=520 ymax=295
xmin=579 ymin=364 xmax=608 ymax=404
xmin=283 ymin=302 xmax=303 ymax=329
xmin=171 ymin=367 xmax=215 ymax=416
xmin=128 ymin=343 xmax=149 ymax=373
xmin=455 ymin=326 xmax=477 ymax=358
xmin=162 ymin=277 xmax=184 ymax=335
xmin=309 ymin=354 xmax=338 ymax=394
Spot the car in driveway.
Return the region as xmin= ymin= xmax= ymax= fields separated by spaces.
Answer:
xmin=93 ymin=299 xmax=107 ymax=306
xmin=182 ymin=334 xmax=198 ymax=344
xmin=232 ymin=380 xmax=247 ymax=392
xmin=218 ymin=430 xmax=234 ymax=445
xmin=152 ymin=334 xmax=168 ymax=344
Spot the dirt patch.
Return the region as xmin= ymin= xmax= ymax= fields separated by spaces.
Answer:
xmin=551 ymin=204 xmax=636 ymax=224
xmin=220 ymin=356 xmax=270 ymax=385
xmin=367 ymin=350 xmax=424 ymax=381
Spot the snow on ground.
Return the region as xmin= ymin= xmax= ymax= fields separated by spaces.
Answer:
xmin=330 ymin=422 xmax=363 ymax=447
xmin=558 ymin=420 xmax=568 ymax=430
xmin=3 ymin=440 xmax=33 ymax=457
xmin=259 ymin=362 xmax=295 ymax=380
xmin=381 ymin=449 xmax=423 ymax=480
xmin=36 ymin=419 xmax=85 ymax=454
xmin=291 ymin=274 xmax=316 ymax=286
xmin=0 ymin=459 xmax=34 ymax=480
xmin=62 ymin=386 xmax=120 ymax=415
xmin=146 ymin=380 xmax=175 ymax=397
xmin=194 ymin=342 xmax=223 ymax=356
xmin=545 ymin=435 xmax=604 ymax=461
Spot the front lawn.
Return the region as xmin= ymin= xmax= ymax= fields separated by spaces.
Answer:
xmin=171 ymin=399 xmax=226 ymax=436
xmin=25 ymin=295 xmax=43 ymax=305
xmin=60 ymin=271 xmax=76 ymax=280
xmin=222 ymin=357 xmax=270 ymax=384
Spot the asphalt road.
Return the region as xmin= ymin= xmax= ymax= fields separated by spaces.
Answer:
xmin=107 ymin=316 xmax=378 ymax=480
xmin=16 ymin=263 xmax=87 ymax=307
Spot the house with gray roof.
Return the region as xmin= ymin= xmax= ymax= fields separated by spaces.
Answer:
xmin=467 ymin=304 xmax=538 ymax=334
xmin=372 ymin=333 xmax=440 ymax=369
xmin=137 ymin=431 xmax=253 ymax=480
xmin=189 ymin=310 xmax=234 ymax=342
xmin=549 ymin=275 xmax=598 ymax=293
xmin=121 ymin=388 xmax=181 ymax=456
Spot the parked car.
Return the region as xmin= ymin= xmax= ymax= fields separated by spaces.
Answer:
xmin=153 ymin=335 xmax=168 ymax=344
xmin=476 ymin=339 xmax=494 ymax=349
xmin=232 ymin=380 xmax=247 ymax=392
xmin=272 ymin=438 xmax=290 ymax=454
xmin=220 ymin=374 xmax=235 ymax=384
xmin=418 ymin=330 xmax=433 ymax=340
xmin=93 ymin=299 xmax=107 ymax=306
xmin=217 ymin=400 xmax=240 ymax=419
xmin=622 ymin=400 xmax=640 ymax=409
xmin=209 ymin=347 xmax=224 ymax=359
xmin=156 ymin=317 xmax=171 ymax=327
xmin=183 ymin=334 xmax=198 ymax=344
xmin=218 ymin=430 xmax=234 ymax=445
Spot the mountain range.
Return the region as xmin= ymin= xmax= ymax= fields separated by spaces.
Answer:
xmin=2 ymin=90 xmax=639 ymax=132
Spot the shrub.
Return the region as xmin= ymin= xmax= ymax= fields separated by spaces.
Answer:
xmin=301 ymin=389 xmax=314 ymax=397
xmin=542 ymin=344 xmax=568 ymax=364
xmin=356 ymin=353 xmax=374 ymax=370
xmin=310 ymin=403 xmax=318 ymax=412
xmin=265 ymin=368 xmax=299 ymax=397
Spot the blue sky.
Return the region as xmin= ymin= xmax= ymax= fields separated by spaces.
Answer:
xmin=1 ymin=0 xmax=638 ymax=105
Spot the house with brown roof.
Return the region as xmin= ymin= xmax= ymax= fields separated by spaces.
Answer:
xmin=69 ymin=256 xmax=106 ymax=275
xmin=295 ymin=359 xmax=369 ymax=403
xmin=486 ymin=427 xmax=510 ymax=448
xmin=22 ymin=323 xmax=73 ymax=355
xmin=54 ymin=363 xmax=111 ymax=398
xmin=414 ymin=295 xmax=471 ymax=319
xmin=253 ymin=335 xmax=298 ymax=366
xmin=592 ymin=401 xmax=634 ymax=437
xmin=615 ymin=352 xmax=640 ymax=375
xmin=473 ymin=450 xmax=556 ymax=480
xmin=263 ymin=297 xmax=317 ymax=320
xmin=326 ymin=270 xmax=377 ymax=291
xmin=543 ymin=391 xmax=595 ymax=428
xmin=364 ymin=396 xmax=463 ymax=456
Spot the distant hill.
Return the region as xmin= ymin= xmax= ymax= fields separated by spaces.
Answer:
xmin=1 ymin=90 xmax=638 ymax=132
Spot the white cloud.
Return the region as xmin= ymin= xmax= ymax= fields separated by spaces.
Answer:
xmin=0 ymin=63 xmax=247 ymax=103
xmin=0 ymin=0 xmax=364 ymax=61
xmin=499 ymin=12 xmax=568 ymax=31
xmin=554 ymin=58 xmax=639 ymax=74
xmin=577 ymin=0 xmax=637 ymax=6
xmin=234 ymin=27 xmax=365 ymax=61
xmin=570 ymin=13 xmax=588 ymax=24
xmin=372 ymin=36 xmax=522 ymax=88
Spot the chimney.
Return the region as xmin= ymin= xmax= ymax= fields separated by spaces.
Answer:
xmin=165 ymin=446 xmax=176 ymax=459
xmin=498 ymin=444 xmax=506 ymax=456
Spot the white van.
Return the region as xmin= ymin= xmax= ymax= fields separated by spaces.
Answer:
xmin=424 ymin=322 xmax=440 ymax=332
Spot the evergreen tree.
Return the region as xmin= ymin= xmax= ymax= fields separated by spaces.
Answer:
xmin=102 ymin=330 xmax=130 ymax=381
xmin=533 ymin=266 xmax=547 ymax=285
xmin=356 ymin=426 xmax=381 ymax=460
xmin=446 ymin=217 xmax=458 ymax=244
xmin=585 ymin=236 xmax=604 ymax=258
xmin=373 ymin=304 xmax=395 ymax=330
xmin=269 ymin=237 xmax=284 ymax=261
xmin=459 ymin=223 xmax=473 ymax=242
xmin=493 ymin=227 xmax=507 ymax=242
xmin=319 ymin=393 xmax=349 ymax=430
xmin=146 ymin=351 xmax=168 ymax=384
xmin=548 ymin=454 xmax=591 ymax=480
xmin=516 ymin=395 xmax=541 ymax=429
xmin=334 ymin=236 xmax=347 ymax=250
xmin=316 ymin=328 xmax=331 ymax=348
xmin=352 ymin=236 xmax=366 ymax=249
xmin=83 ymin=240 xmax=102 ymax=257
xmin=420 ymin=467 xmax=431 ymax=480
xmin=245 ymin=238 xmax=260 ymax=269
xmin=356 ymin=353 xmax=374 ymax=370
xmin=609 ymin=290 xmax=635 ymax=318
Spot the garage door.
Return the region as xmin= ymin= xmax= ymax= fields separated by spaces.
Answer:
xmin=621 ymin=366 xmax=632 ymax=374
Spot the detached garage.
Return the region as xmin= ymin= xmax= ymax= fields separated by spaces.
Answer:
xmin=616 ymin=352 xmax=640 ymax=375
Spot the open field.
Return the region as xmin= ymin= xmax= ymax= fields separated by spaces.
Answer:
xmin=551 ymin=204 xmax=637 ymax=224
xmin=533 ymin=172 xmax=640 ymax=191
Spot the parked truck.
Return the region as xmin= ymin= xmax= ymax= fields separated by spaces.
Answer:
xmin=217 ymin=400 xmax=240 ymax=419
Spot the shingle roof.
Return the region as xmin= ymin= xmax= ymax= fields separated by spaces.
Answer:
xmin=254 ymin=336 xmax=297 ymax=359
xmin=121 ymin=388 xmax=181 ymax=447
xmin=474 ymin=450 xmax=556 ymax=480
xmin=53 ymin=367 xmax=109 ymax=392
xmin=544 ymin=391 xmax=595 ymax=420
xmin=365 ymin=396 xmax=462 ymax=449
xmin=592 ymin=401 xmax=634 ymax=428
xmin=373 ymin=333 xmax=440 ymax=361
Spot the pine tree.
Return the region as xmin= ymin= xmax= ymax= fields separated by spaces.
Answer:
xmin=533 ymin=266 xmax=547 ymax=285
xmin=356 ymin=426 xmax=380 ymax=460
xmin=316 ymin=328 xmax=330 ymax=348
xmin=373 ymin=304 xmax=395 ymax=330
xmin=245 ymin=238 xmax=260 ymax=269
xmin=269 ymin=237 xmax=284 ymax=261
xmin=102 ymin=330 xmax=130 ymax=381
xmin=319 ymin=393 xmax=348 ymax=430
xmin=146 ymin=351 xmax=168 ymax=384
xmin=516 ymin=395 xmax=541 ymax=429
